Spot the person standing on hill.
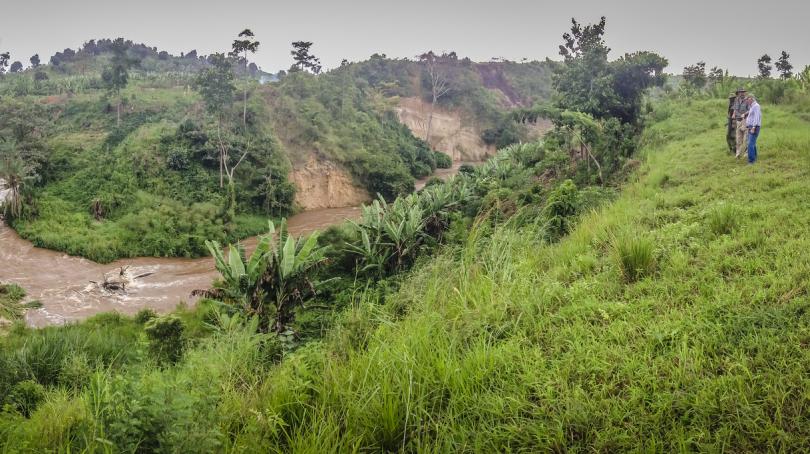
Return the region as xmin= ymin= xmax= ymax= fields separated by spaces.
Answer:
xmin=727 ymin=93 xmax=737 ymax=154
xmin=745 ymin=95 xmax=762 ymax=164
xmin=732 ymin=88 xmax=750 ymax=158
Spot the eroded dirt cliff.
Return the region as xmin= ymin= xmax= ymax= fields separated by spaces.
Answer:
xmin=396 ymin=97 xmax=496 ymax=162
xmin=289 ymin=156 xmax=370 ymax=210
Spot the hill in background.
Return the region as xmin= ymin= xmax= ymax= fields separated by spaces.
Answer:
xmin=0 ymin=40 xmax=555 ymax=262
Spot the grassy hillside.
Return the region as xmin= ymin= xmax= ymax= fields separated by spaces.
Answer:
xmin=2 ymin=94 xmax=809 ymax=450
xmin=0 ymin=43 xmax=553 ymax=262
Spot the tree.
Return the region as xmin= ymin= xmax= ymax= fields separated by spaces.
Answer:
xmin=610 ymin=51 xmax=668 ymax=123
xmin=29 ymin=54 xmax=40 ymax=68
xmin=559 ymin=16 xmax=609 ymax=60
xmin=0 ymin=52 xmax=9 ymax=75
xmin=0 ymin=141 xmax=37 ymax=219
xmin=101 ymin=38 xmax=138 ymax=126
xmin=775 ymin=51 xmax=793 ymax=80
xmin=230 ymin=29 xmax=260 ymax=129
xmin=194 ymin=53 xmax=239 ymax=188
xmin=708 ymin=66 xmax=725 ymax=84
xmin=419 ymin=51 xmax=451 ymax=145
xmin=200 ymin=220 xmax=328 ymax=333
xmin=682 ymin=61 xmax=707 ymax=90
xmin=290 ymin=41 xmax=321 ymax=73
xmin=799 ymin=65 xmax=810 ymax=91
xmin=757 ymin=54 xmax=772 ymax=79
xmin=553 ymin=17 xmax=667 ymax=125
xmin=9 ymin=61 xmax=22 ymax=73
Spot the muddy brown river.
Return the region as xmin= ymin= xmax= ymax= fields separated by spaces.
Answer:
xmin=1 ymin=163 xmax=474 ymax=327
xmin=1 ymin=207 xmax=362 ymax=327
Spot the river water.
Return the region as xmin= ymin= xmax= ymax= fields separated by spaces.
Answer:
xmin=0 ymin=163 xmax=472 ymax=327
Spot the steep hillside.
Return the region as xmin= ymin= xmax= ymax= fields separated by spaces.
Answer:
xmin=3 ymin=95 xmax=809 ymax=451
xmin=0 ymin=41 xmax=554 ymax=262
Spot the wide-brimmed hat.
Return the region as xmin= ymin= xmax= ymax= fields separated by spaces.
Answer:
xmin=735 ymin=87 xmax=747 ymax=93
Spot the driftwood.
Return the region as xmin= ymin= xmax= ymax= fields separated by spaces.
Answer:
xmin=90 ymin=266 xmax=154 ymax=293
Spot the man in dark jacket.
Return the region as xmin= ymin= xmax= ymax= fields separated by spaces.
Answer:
xmin=727 ymin=93 xmax=737 ymax=154
xmin=732 ymin=88 xmax=750 ymax=158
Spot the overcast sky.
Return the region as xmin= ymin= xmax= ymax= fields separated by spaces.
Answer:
xmin=1 ymin=0 xmax=808 ymax=76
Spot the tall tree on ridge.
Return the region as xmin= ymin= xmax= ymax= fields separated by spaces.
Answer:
xmin=194 ymin=53 xmax=243 ymax=190
xmin=102 ymin=38 xmax=138 ymax=126
xmin=682 ymin=61 xmax=707 ymax=89
xmin=757 ymin=54 xmax=772 ymax=79
xmin=290 ymin=41 xmax=321 ymax=73
xmin=419 ymin=51 xmax=451 ymax=145
xmin=0 ymin=52 xmax=9 ymax=75
xmin=29 ymin=54 xmax=40 ymax=68
xmin=775 ymin=51 xmax=793 ymax=80
xmin=230 ymin=29 xmax=260 ymax=129
xmin=553 ymin=17 xmax=666 ymax=122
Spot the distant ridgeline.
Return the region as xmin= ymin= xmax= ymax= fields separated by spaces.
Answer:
xmin=0 ymin=40 xmax=555 ymax=261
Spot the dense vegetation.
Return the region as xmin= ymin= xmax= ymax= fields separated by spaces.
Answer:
xmin=3 ymin=17 xmax=810 ymax=452
xmin=0 ymin=38 xmax=554 ymax=262
xmin=2 ymin=87 xmax=809 ymax=451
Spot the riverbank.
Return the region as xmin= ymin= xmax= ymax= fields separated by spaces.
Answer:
xmin=1 ymin=162 xmax=477 ymax=326
xmin=0 ymin=206 xmax=360 ymax=327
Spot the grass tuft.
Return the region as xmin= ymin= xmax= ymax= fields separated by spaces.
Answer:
xmin=613 ymin=232 xmax=657 ymax=282
xmin=708 ymin=203 xmax=738 ymax=235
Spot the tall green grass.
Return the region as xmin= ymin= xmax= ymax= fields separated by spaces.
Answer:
xmin=2 ymin=96 xmax=810 ymax=451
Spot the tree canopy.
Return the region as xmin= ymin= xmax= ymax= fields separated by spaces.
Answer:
xmin=290 ymin=41 xmax=321 ymax=74
xmin=553 ymin=17 xmax=667 ymax=125
xmin=775 ymin=51 xmax=793 ymax=80
xmin=682 ymin=61 xmax=707 ymax=90
xmin=757 ymin=54 xmax=772 ymax=79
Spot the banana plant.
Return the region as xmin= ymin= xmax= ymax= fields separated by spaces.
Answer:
xmin=197 ymin=219 xmax=329 ymax=333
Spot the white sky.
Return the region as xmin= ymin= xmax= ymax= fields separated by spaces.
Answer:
xmin=1 ymin=0 xmax=808 ymax=76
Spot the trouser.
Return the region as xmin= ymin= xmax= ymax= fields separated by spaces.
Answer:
xmin=736 ymin=118 xmax=748 ymax=157
xmin=747 ymin=128 xmax=760 ymax=163
xmin=727 ymin=118 xmax=736 ymax=153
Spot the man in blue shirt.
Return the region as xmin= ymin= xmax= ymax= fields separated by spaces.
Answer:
xmin=745 ymin=96 xmax=762 ymax=164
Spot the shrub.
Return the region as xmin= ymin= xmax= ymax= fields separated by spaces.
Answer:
xmin=98 ymin=373 xmax=223 ymax=453
xmin=135 ymin=308 xmax=158 ymax=324
xmin=708 ymin=204 xmax=738 ymax=235
xmin=434 ymin=152 xmax=453 ymax=169
xmin=144 ymin=315 xmax=186 ymax=364
xmin=424 ymin=177 xmax=444 ymax=188
xmin=481 ymin=188 xmax=518 ymax=223
xmin=542 ymin=180 xmax=581 ymax=241
xmin=58 ymin=352 xmax=92 ymax=392
xmin=458 ymin=164 xmax=476 ymax=175
xmin=6 ymin=380 xmax=46 ymax=417
xmin=613 ymin=233 xmax=656 ymax=282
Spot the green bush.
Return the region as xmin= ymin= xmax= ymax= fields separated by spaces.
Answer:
xmin=98 ymin=373 xmax=222 ymax=452
xmin=144 ymin=315 xmax=186 ymax=364
xmin=542 ymin=179 xmax=581 ymax=241
xmin=434 ymin=152 xmax=453 ymax=169
xmin=459 ymin=164 xmax=476 ymax=175
xmin=5 ymin=380 xmax=46 ymax=417
xmin=135 ymin=308 xmax=158 ymax=324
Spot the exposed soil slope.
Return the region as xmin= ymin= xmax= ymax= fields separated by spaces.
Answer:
xmin=289 ymin=156 xmax=370 ymax=210
xmin=396 ymin=97 xmax=496 ymax=162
